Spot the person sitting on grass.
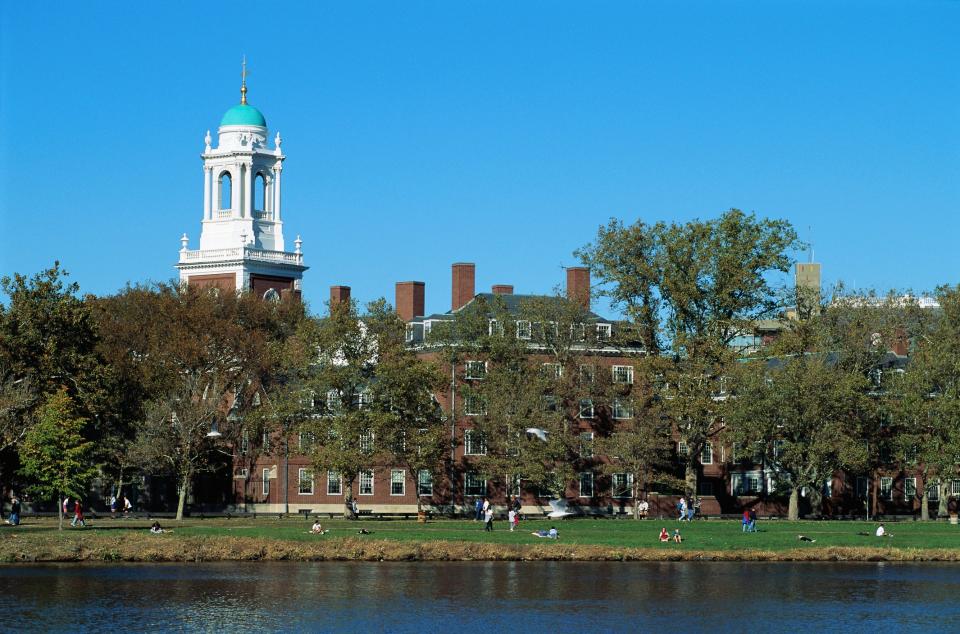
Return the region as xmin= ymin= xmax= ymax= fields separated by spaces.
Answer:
xmin=876 ymin=523 xmax=892 ymax=537
xmin=310 ymin=520 xmax=329 ymax=535
xmin=532 ymin=527 xmax=559 ymax=539
xmin=672 ymin=529 xmax=682 ymax=543
xmin=659 ymin=527 xmax=669 ymax=542
xmin=149 ymin=521 xmax=165 ymax=534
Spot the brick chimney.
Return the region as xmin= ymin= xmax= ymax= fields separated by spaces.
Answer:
xmin=492 ymin=284 xmax=514 ymax=295
xmin=330 ymin=285 xmax=351 ymax=309
xmin=396 ymin=281 xmax=425 ymax=322
xmin=452 ymin=263 xmax=475 ymax=311
xmin=566 ymin=267 xmax=590 ymax=310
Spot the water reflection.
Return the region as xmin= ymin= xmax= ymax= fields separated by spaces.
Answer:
xmin=2 ymin=561 xmax=959 ymax=632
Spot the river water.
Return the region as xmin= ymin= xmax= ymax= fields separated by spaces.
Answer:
xmin=2 ymin=561 xmax=958 ymax=633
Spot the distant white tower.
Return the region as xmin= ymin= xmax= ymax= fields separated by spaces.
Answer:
xmin=176 ymin=60 xmax=307 ymax=298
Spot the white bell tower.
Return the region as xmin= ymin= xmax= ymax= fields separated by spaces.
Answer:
xmin=177 ymin=60 xmax=307 ymax=297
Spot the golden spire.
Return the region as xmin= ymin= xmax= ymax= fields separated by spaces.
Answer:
xmin=240 ymin=55 xmax=248 ymax=105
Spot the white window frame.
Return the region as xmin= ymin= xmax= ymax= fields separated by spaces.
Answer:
xmin=701 ymin=443 xmax=713 ymax=465
xmin=904 ymin=477 xmax=917 ymax=500
xmin=360 ymin=429 xmax=374 ymax=453
xmin=262 ymin=468 xmax=271 ymax=496
xmin=579 ymin=471 xmax=595 ymax=498
xmin=326 ymin=389 xmax=342 ymax=414
xmin=579 ymin=398 xmax=595 ymax=419
xmin=516 ymin=320 xmax=532 ymax=340
xmin=542 ymin=363 xmax=562 ymax=379
xmin=952 ymin=480 xmax=960 ymax=496
xmin=417 ymin=469 xmax=433 ymax=496
xmin=823 ymin=478 xmax=833 ymax=498
xmin=390 ymin=469 xmax=405 ymax=496
xmin=596 ymin=323 xmax=612 ymax=341
xmin=464 ymin=395 xmax=486 ymax=416
xmin=880 ymin=476 xmax=894 ymax=501
xmin=571 ymin=323 xmax=586 ymax=341
xmin=298 ymin=432 xmax=316 ymax=454
xmin=612 ymin=398 xmax=633 ymax=419
xmin=464 ymin=430 xmax=487 ymax=456
xmin=298 ymin=468 xmax=314 ymax=495
xmin=465 ymin=360 xmax=487 ymax=380
xmin=262 ymin=431 xmax=271 ymax=454
xmin=359 ymin=469 xmax=374 ymax=496
xmin=488 ymin=319 xmax=504 ymax=336
xmin=464 ymin=472 xmax=486 ymax=497
xmin=579 ymin=365 xmax=595 ymax=384
xmin=612 ymin=472 xmax=633 ymax=498
xmin=928 ymin=481 xmax=940 ymax=501
xmin=612 ymin=365 xmax=634 ymax=384
xmin=327 ymin=471 xmax=342 ymax=496
xmin=732 ymin=471 xmax=762 ymax=496
xmin=240 ymin=431 xmax=249 ymax=456
xmin=677 ymin=441 xmax=689 ymax=456
xmin=580 ymin=432 xmax=594 ymax=458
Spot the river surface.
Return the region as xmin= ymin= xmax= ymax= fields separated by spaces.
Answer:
xmin=2 ymin=561 xmax=959 ymax=633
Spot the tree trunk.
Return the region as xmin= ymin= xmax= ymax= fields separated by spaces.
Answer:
xmin=921 ymin=490 xmax=930 ymax=521
xmin=871 ymin=474 xmax=879 ymax=520
xmin=788 ymin=486 xmax=800 ymax=521
xmin=58 ymin=494 xmax=63 ymax=531
xmin=633 ymin=478 xmax=640 ymax=520
xmin=344 ymin=480 xmax=356 ymax=520
xmin=938 ymin=482 xmax=949 ymax=518
xmin=175 ymin=473 xmax=190 ymax=521
xmin=684 ymin=460 xmax=698 ymax=499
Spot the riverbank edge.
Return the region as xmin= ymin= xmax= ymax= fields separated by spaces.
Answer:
xmin=3 ymin=535 xmax=959 ymax=563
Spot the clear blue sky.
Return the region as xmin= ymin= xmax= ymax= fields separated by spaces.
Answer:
xmin=1 ymin=2 xmax=957 ymax=316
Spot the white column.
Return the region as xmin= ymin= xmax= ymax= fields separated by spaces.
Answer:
xmin=203 ymin=167 xmax=212 ymax=220
xmin=232 ymin=167 xmax=242 ymax=218
xmin=247 ymin=162 xmax=256 ymax=218
xmin=274 ymin=165 xmax=282 ymax=222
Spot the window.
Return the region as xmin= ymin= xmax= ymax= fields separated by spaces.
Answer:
xmin=542 ymin=363 xmax=562 ymax=380
xmin=464 ymin=430 xmax=487 ymax=455
xmin=219 ymin=171 xmax=232 ymax=209
xmin=516 ymin=320 xmax=532 ymax=340
xmin=464 ymin=472 xmax=486 ymax=497
xmin=418 ymin=470 xmax=433 ymax=496
xmin=326 ymin=389 xmax=342 ymax=415
xmin=390 ymin=469 xmax=405 ymax=496
xmin=240 ymin=431 xmax=249 ymax=456
xmin=507 ymin=474 xmax=522 ymax=497
xmin=579 ymin=365 xmax=595 ymax=384
xmin=579 ymin=399 xmax=595 ymax=419
xmin=677 ymin=441 xmax=689 ymax=456
xmin=701 ymin=443 xmax=713 ymax=465
xmin=465 ymin=360 xmax=487 ymax=379
xmin=579 ymin=472 xmax=595 ymax=497
xmin=254 ymin=173 xmax=266 ymax=211
xmin=596 ymin=323 xmax=612 ymax=341
xmin=773 ymin=440 xmax=785 ymax=460
xmin=571 ymin=323 xmax=586 ymax=341
xmin=489 ymin=319 xmax=504 ymax=336
xmin=360 ymin=429 xmax=374 ymax=453
xmin=612 ymin=398 xmax=633 ymax=419
xmin=359 ymin=469 xmax=374 ymax=495
xmin=405 ymin=325 xmax=415 ymax=343
xmin=542 ymin=395 xmax=558 ymax=412
xmin=905 ymin=477 xmax=917 ymax=500
xmin=880 ymin=476 xmax=893 ymax=501
xmin=262 ymin=468 xmax=270 ymax=496
xmin=952 ymin=480 xmax=960 ymax=496
xmin=262 ymin=432 xmax=270 ymax=454
xmin=236 ymin=467 xmax=248 ymax=479
xmin=699 ymin=481 xmax=715 ymax=496
xmin=612 ymin=473 xmax=633 ymax=498
xmin=464 ymin=395 xmax=486 ymax=416
xmin=298 ymin=468 xmax=314 ymax=495
xmin=732 ymin=472 xmax=761 ymax=496
xmin=327 ymin=471 xmax=342 ymax=496
xmin=263 ymin=288 xmax=280 ymax=302
xmin=823 ymin=478 xmax=833 ymax=498
xmin=856 ymin=476 xmax=869 ymax=499
xmin=612 ymin=365 xmax=634 ymax=384
xmin=298 ymin=432 xmax=316 ymax=454
xmin=580 ymin=432 xmax=594 ymax=458
xmin=928 ymin=481 xmax=940 ymax=501
xmin=354 ymin=391 xmax=372 ymax=410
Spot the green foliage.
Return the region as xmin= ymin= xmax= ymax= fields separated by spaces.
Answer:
xmin=18 ymin=389 xmax=97 ymax=501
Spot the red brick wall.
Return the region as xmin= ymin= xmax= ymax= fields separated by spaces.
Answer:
xmin=452 ymin=263 xmax=475 ymax=311
xmin=187 ymin=273 xmax=235 ymax=292
xmin=396 ymin=281 xmax=425 ymax=321
xmin=566 ymin=267 xmax=590 ymax=310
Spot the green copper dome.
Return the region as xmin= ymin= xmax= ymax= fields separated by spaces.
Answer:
xmin=220 ymin=104 xmax=267 ymax=127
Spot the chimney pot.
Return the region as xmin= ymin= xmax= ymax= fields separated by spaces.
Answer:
xmin=492 ymin=284 xmax=514 ymax=295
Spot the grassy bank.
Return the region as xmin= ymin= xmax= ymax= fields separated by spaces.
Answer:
xmin=3 ymin=517 xmax=960 ymax=563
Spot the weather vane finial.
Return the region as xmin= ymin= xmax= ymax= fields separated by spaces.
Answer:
xmin=240 ymin=55 xmax=248 ymax=105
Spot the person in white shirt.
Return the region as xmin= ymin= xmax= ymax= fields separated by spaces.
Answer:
xmin=876 ymin=523 xmax=891 ymax=537
xmin=638 ymin=500 xmax=649 ymax=519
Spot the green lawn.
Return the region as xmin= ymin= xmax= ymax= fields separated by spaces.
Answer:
xmin=8 ymin=516 xmax=960 ymax=552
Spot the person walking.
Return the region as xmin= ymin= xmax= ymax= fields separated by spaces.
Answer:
xmin=678 ymin=496 xmax=687 ymax=521
xmin=474 ymin=497 xmax=484 ymax=521
xmin=110 ymin=495 xmax=118 ymax=516
xmin=123 ymin=495 xmax=132 ymax=517
xmin=71 ymin=499 xmax=85 ymax=528
xmin=484 ymin=506 xmax=494 ymax=532
xmin=508 ymin=508 xmax=516 ymax=531
xmin=7 ymin=494 xmax=20 ymax=526
xmin=742 ymin=509 xmax=751 ymax=532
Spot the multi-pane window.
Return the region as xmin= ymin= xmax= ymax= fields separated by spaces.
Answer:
xmin=542 ymin=363 xmax=562 ymax=380
xmin=489 ymin=319 xmax=504 ymax=336
xmin=464 ymin=430 xmax=487 ymax=455
xmin=464 ymin=473 xmax=486 ymax=497
xmin=298 ymin=432 xmax=316 ymax=454
xmin=571 ymin=323 xmax=586 ymax=341
xmin=417 ymin=470 xmax=433 ymax=496
xmin=390 ymin=469 xmax=405 ymax=496
xmin=580 ymin=432 xmax=594 ymax=458
xmin=465 ymin=360 xmax=487 ymax=379
xmin=327 ymin=471 xmax=342 ymax=496
xmin=677 ymin=441 xmax=689 ymax=456
xmin=596 ymin=324 xmax=612 ymax=341
xmin=856 ymin=476 xmax=869 ymax=499
xmin=880 ymin=476 xmax=894 ymax=500
xmin=612 ymin=398 xmax=633 ymax=419
xmin=579 ymin=365 xmax=595 ymax=384
xmin=542 ymin=395 xmax=558 ymax=412
xmin=579 ymin=472 xmax=595 ymax=498
xmin=360 ymin=429 xmax=374 ymax=453
xmin=579 ymin=399 xmax=595 ymax=419
xmin=701 ymin=443 xmax=713 ymax=465
xmin=952 ymin=480 xmax=960 ymax=496
xmin=699 ymin=481 xmax=715 ymax=496
xmin=905 ymin=477 xmax=917 ymax=500
xmin=298 ymin=468 xmax=314 ymax=495
xmin=732 ymin=472 xmax=761 ymax=495
xmin=612 ymin=365 xmax=634 ymax=384
xmin=928 ymin=482 xmax=940 ymax=501
xmin=612 ymin=473 xmax=633 ymax=498
xmin=240 ymin=431 xmax=249 ymax=456
xmin=464 ymin=395 xmax=486 ymax=416
xmin=262 ymin=432 xmax=271 ymax=453
xmin=773 ymin=440 xmax=785 ymax=460
xmin=355 ymin=391 xmax=372 ymax=410
xmin=359 ymin=469 xmax=374 ymax=495
xmin=262 ymin=468 xmax=271 ymax=496
xmin=326 ymin=389 xmax=342 ymax=415
xmin=516 ymin=320 xmax=532 ymax=340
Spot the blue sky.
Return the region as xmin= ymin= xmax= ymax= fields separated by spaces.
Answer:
xmin=1 ymin=2 xmax=957 ymax=316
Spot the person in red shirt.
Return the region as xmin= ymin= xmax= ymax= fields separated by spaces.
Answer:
xmin=70 ymin=499 xmax=85 ymax=528
xmin=659 ymin=527 xmax=670 ymax=542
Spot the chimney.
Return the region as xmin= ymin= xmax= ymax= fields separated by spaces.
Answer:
xmin=330 ymin=285 xmax=351 ymax=309
xmin=451 ymin=262 xmax=475 ymax=311
xmin=492 ymin=284 xmax=514 ymax=295
xmin=396 ymin=281 xmax=425 ymax=322
xmin=566 ymin=267 xmax=590 ymax=310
